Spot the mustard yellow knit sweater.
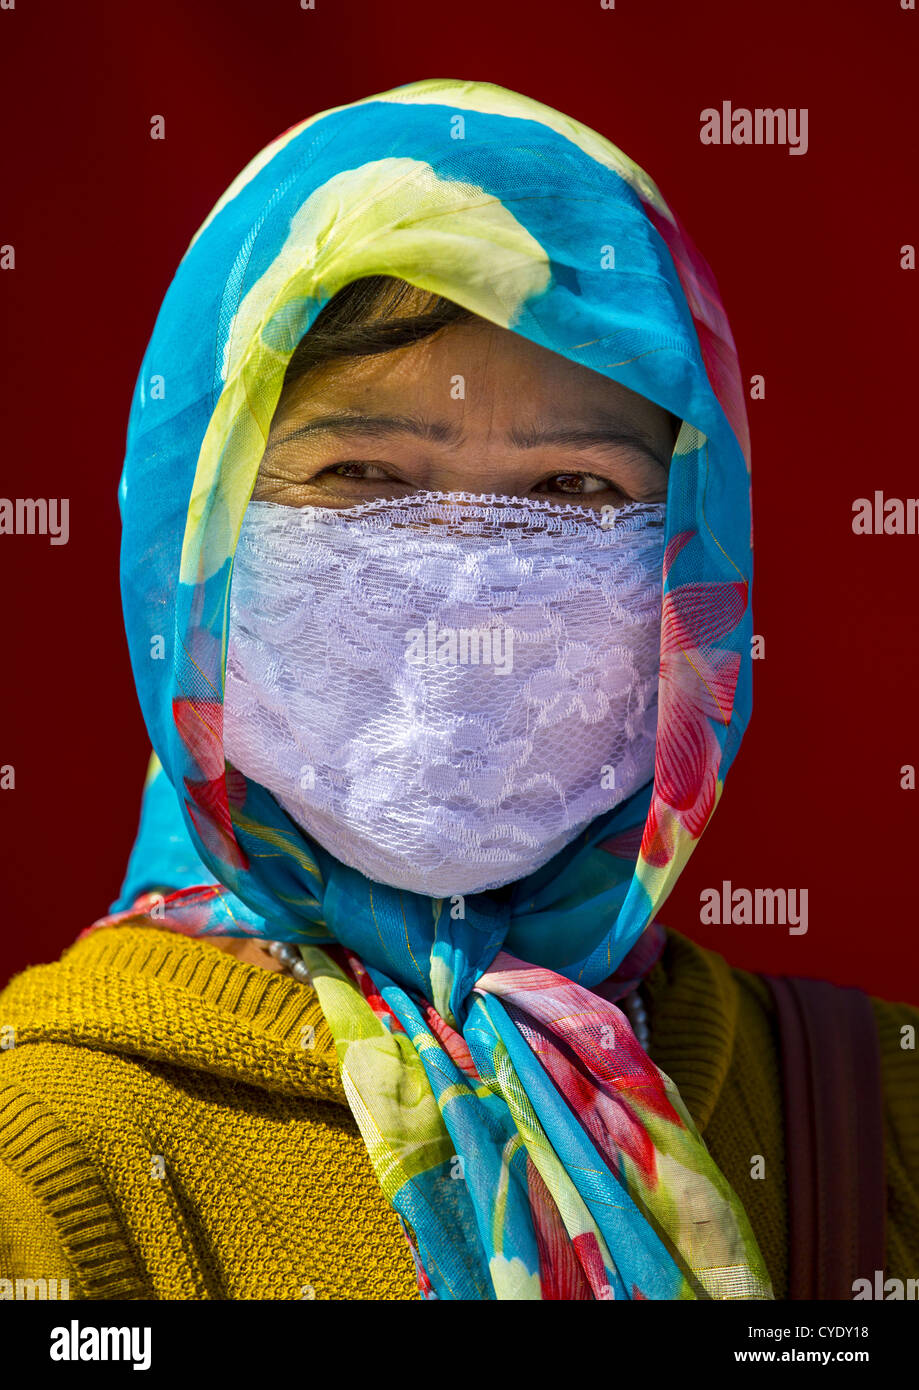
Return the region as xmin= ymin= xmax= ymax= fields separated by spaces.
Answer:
xmin=0 ymin=924 xmax=916 ymax=1300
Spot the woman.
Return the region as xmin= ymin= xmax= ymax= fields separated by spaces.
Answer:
xmin=1 ymin=78 xmax=916 ymax=1302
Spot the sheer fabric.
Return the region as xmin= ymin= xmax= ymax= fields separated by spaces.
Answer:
xmin=224 ymin=494 xmax=666 ymax=896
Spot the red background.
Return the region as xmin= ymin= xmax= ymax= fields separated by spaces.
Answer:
xmin=1 ymin=0 xmax=916 ymax=1001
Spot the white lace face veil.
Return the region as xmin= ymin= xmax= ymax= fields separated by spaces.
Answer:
xmin=222 ymin=490 xmax=666 ymax=898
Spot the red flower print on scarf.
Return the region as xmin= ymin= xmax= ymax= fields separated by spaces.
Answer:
xmin=641 ymin=530 xmax=745 ymax=868
xmin=173 ymin=697 xmax=249 ymax=870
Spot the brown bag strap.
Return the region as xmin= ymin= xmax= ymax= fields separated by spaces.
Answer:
xmin=763 ymin=974 xmax=886 ymax=1299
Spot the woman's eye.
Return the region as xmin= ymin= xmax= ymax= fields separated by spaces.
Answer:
xmin=536 ymin=472 xmax=622 ymax=496
xmin=328 ymin=462 xmax=393 ymax=480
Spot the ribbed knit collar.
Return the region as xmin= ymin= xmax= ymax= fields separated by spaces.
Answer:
xmin=1 ymin=924 xmax=739 ymax=1130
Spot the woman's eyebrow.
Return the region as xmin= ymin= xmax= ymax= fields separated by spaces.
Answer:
xmin=275 ymin=411 xmax=461 ymax=447
xmin=274 ymin=411 xmax=670 ymax=467
xmin=509 ymin=416 xmax=670 ymax=468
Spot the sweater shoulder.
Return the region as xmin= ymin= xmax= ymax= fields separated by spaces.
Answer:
xmin=0 ymin=945 xmax=420 ymax=1300
xmin=0 ymin=1041 xmax=151 ymax=1298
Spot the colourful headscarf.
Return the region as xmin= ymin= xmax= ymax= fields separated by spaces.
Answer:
xmin=98 ymin=79 xmax=769 ymax=1299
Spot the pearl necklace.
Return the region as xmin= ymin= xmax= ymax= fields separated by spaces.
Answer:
xmin=263 ymin=940 xmax=652 ymax=1052
xmin=265 ymin=938 xmax=313 ymax=982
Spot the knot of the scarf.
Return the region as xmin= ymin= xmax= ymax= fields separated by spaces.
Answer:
xmin=316 ymin=847 xmax=513 ymax=1026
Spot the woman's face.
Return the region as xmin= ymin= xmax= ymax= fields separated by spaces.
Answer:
xmin=254 ymin=317 xmax=678 ymax=512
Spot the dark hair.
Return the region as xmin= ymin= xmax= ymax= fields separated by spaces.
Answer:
xmin=282 ymin=275 xmax=478 ymax=388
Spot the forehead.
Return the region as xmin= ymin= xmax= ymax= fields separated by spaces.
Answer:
xmin=278 ymin=320 xmax=665 ymax=431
